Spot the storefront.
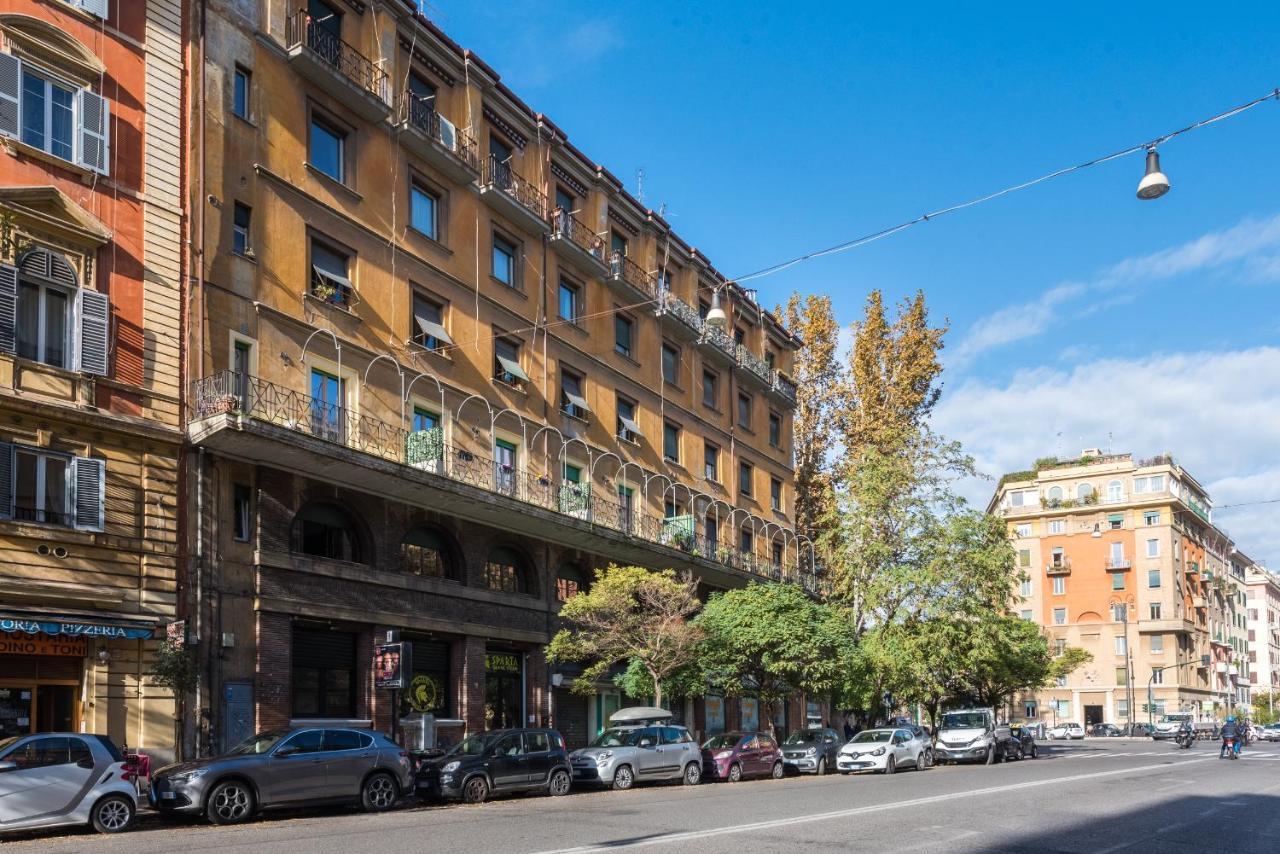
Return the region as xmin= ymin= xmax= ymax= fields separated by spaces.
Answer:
xmin=290 ymin=625 xmax=359 ymax=721
xmin=485 ymin=650 xmax=524 ymax=729
xmin=400 ymin=638 xmax=451 ymax=719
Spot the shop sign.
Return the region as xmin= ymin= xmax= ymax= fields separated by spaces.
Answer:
xmin=405 ymin=673 xmax=444 ymax=713
xmin=375 ymin=642 xmax=412 ymax=690
xmin=485 ymin=652 xmax=521 ymax=674
xmin=0 ymin=618 xmax=155 ymax=640
xmin=0 ymin=632 xmax=87 ymax=657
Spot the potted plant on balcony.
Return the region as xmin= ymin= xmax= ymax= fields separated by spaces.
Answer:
xmin=214 ymin=393 xmax=239 ymax=414
xmin=559 ymin=482 xmax=591 ymax=520
xmin=405 ymin=426 xmax=444 ymax=473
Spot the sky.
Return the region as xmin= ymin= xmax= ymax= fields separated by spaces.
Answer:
xmin=425 ymin=1 xmax=1280 ymax=564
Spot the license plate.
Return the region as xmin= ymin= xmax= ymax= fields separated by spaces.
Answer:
xmin=161 ymin=791 xmax=177 ymax=800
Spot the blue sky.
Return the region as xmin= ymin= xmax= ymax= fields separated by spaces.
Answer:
xmin=428 ymin=1 xmax=1280 ymax=562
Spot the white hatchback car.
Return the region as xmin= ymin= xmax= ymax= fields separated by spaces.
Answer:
xmin=1048 ymin=723 xmax=1085 ymax=740
xmin=0 ymin=733 xmax=137 ymax=835
xmin=836 ymin=728 xmax=931 ymax=775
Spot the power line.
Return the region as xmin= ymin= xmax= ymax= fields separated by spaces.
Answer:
xmin=731 ymin=86 xmax=1280 ymax=284
xmin=1215 ymin=498 xmax=1280 ymax=511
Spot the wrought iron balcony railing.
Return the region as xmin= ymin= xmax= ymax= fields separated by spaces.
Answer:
xmin=608 ymin=253 xmax=658 ymax=300
xmin=736 ymin=344 xmax=773 ymax=383
xmin=398 ymin=93 xmax=479 ymax=171
xmin=484 ymin=154 xmax=546 ymax=220
xmin=772 ymin=371 xmax=798 ymax=404
xmin=191 ymin=371 xmax=818 ymax=585
xmin=657 ymin=289 xmax=704 ymax=334
xmin=552 ymin=208 xmax=607 ymax=265
xmin=700 ymin=324 xmax=737 ymax=360
xmin=286 ymin=9 xmax=388 ymax=104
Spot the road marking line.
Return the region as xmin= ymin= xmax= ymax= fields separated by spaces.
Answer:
xmin=529 ymin=757 xmax=1214 ymax=854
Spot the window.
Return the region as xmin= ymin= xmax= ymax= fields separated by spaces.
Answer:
xmin=1024 ymin=701 xmax=1037 ymax=718
xmin=410 ymin=181 xmax=440 ymax=240
xmin=738 ymin=461 xmax=753 ymax=498
xmin=309 ymin=367 xmax=345 ymax=441
xmin=702 ymin=370 xmax=719 ymax=409
xmin=1112 ymin=572 xmax=1125 ymax=591
xmin=1055 ymin=675 xmax=1068 ymax=688
xmin=411 ymin=291 xmax=451 ymax=351
xmin=1077 ymin=483 xmax=1094 ymax=501
xmin=1116 ymin=698 xmax=1128 ymax=717
xmin=739 ymin=527 xmax=753 ymax=554
xmin=1015 ymin=523 xmax=1032 ymax=538
xmin=402 ymin=527 xmax=450 ymax=579
xmin=614 ymin=315 xmax=633 ymax=358
xmin=1148 ymin=569 xmax=1161 ymax=588
xmin=1048 ymin=519 xmax=1065 ymax=534
xmin=309 ymin=238 xmax=353 ymax=306
xmin=1018 ymin=549 xmax=1030 ymax=568
xmin=485 ymin=546 xmax=528 ymax=594
xmin=1146 ymin=538 xmax=1160 ymax=558
xmin=412 ymin=406 xmax=440 ymax=432
xmin=616 ymin=395 xmax=640 ymax=443
xmin=737 ymin=393 xmax=752 ymax=429
xmin=1053 ymin=608 xmax=1067 ymax=625
xmin=1050 ymin=547 xmax=1065 ymax=567
xmin=1108 ymin=513 xmax=1123 ymax=530
xmin=309 ymin=113 xmax=346 ymax=182
xmin=1111 ymin=603 xmax=1128 ymax=622
xmin=1053 ymin=576 xmax=1066 ymax=596
xmin=1107 ymin=480 xmax=1123 ymax=502
xmin=232 ymin=202 xmax=252 ymax=256
xmin=768 ymin=412 xmax=781 ymax=448
xmin=770 ymin=477 xmax=783 ymax=512
xmin=10 ymin=446 xmax=68 ymax=525
xmin=1021 ymin=609 xmax=1033 ymax=620
xmin=493 ymin=438 xmax=518 ymax=494
xmin=554 ymin=186 xmax=575 ymax=217
xmin=704 ymin=515 xmax=719 ymax=550
xmin=661 ymin=343 xmax=679 ymax=385
xmin=290 ymin=501 xmax=362 ymax=562
xmin=558 ymin=279 xmax=580 ymax=323
xmin=1020 ymin=579 xmax=1033 ymax=597
xmin=663 ymin=422 xmax=680 ymax=463
xmin=492 ymin=232 xmax=518 ymax=288
xmin=1134 ymin=475 xmax=1165 ymax=493
xmin=16 ymin=272 xmax=71 ymax=368
xmin=1150 ymin=603 xmax=1162 ymax=620
xmin=493 ymin=337 xmax=528 ymax=387
xmin=1047 ymin=486 xmax=1063 ymax=503
xmin=1109 ymin=542 xmax=1125 ymax=564
xmin=1054 ymin=639 xmax=1066 ymax=656
xmin=704 ymin=442 xmax=719 ymax=482
xmin=1114 ymin=636 xmax=1127 ymax=655
xmin=233 ymin=483 xmax=251 ymax=542
xmin=233 ymin=65 xmax=251 ymax=119
xmin=1055 ymin=699 xmax=1070 ymax=716
xmin=291 ymin=628 xmax=355 ymax=719
xmin=610 ymin=230 xmax=628 ymax=259
xmin=560 ymin=369 xmax=588 ymax=420
xmin=771 ymin=540 xmax=783 ymax=568
xmin=556 ymin=566 xmax=587 ymax=602
xmin=20 ymin=69 xmax=75 ymax=161
xmin=1151 ymin=635 xmax=1165 ymax=654
xmin=733 ymin=326 xmax=745 ymax=345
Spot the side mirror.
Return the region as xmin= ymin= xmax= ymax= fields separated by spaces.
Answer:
xmin=274 ymin=747 xmax=297 ymax=758
xmin=639 ymin=738 xmax=654 ymax=748
xmin=0 ymin=760 xmax=17 ymax=773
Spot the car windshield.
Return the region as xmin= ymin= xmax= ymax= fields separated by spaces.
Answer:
xmin=590 ymin=729 xmax=642 ymax=748
xmin=784 ymin=730 xmax=823 ymax=745
xmin=448 ymin=733 xmax=500 ymax=757
xmin=941 ymin=713 xmax=987 ymax=729
xmin=1160 ymin=715 xmax=1191 ymax=724
xmin=850 ymin=730 xmax=892 ymax=744
xmin=226 ymin=730 xmax=288 ymax=756
xmin=703 ymin=734 xmax=743 ymax=749
xmin=0 ymin=736 xmax=19 ymax=755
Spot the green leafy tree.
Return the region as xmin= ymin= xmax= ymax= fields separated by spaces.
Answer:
xmin=546 ymin=566 xmax=702 ymax=708
xmin=147 ymin=638 xmax=198 ymax=761
xmin=954 ymin=616 xmax=1057 ymax=709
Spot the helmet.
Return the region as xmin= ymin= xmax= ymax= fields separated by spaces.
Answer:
xmin=1226 ymin=716 xmax=1236 ymax=723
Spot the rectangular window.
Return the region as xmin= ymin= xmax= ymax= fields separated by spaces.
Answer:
xmin=1053 ymin=576 xmax=1066 ymax=595
xmin=1150 ymin=603 xmax=1162 ymax=620
xmin=702 ymin=370 xmax=719 ymax=409
xmin=661 ymin=343 xmax=679 ymax=385
xmin=232 ymin=339 xmax=253 ymax=407
xmin=411 ymin=291 xmax=450 ymax=351
xmin=1015 ymin=523 xmax=1032 ymax=538
xmin=616 ymin=395 xmax=639 ymax=443
xmin=560 ymin=369 xmax=588 ymax=419
xmin=492 ymin=232 xmax=517 ymax=288
xmin=1111 ymin=603 xmax=1128 ymax=622
xmin=768 ymin=411 xmax=781 ymax=448
xmin=558 ymin=279 xmax=580 ymax=323
xmin=233 ymin=66 xmax=250 ymax=119
xmin=1151 ymin=667 xmax=1164 ymax=684
xmin=663 ymin=422 xmax=680 ymax=463
xmin=1053 ymin=608 xmax=1067 ymax=625
xmin=770 ymin=477 xmax=782 ymax=512
xmin=1151 ymin=634 xmax=1164 ymax=654
xmin=410 ymin=182 xmax=439 ymax=240
xmin=1050 ymin=547 xmax=1065 ymax=567
xmin=309 ymin=114 xmax=346 ymax=182
xmin=233 ymin=483 xmax=251 ymax=542
xmin=1116 ymin=698 xmax=1128 ymax=717
xmin=1018 ymin=549 xmax=1030 ymax=568
xmin=20 ymin=69 xmax=75 ymax=161
xmin=704 ymin=442 xmax=719 ymax=482
xmin=610 ymin=230 xmax=627 ymax=258
xmin=614 ymin=315 xmax=633 ymax=358
xmin=1054 ymin=639 xmax=1066 ymax=656
xmin=309 ymin=238 xmax=353 ymax=306
xmin=738 ymin=461 xmax=753 ymax=498
xmin=1112 ymin=572 xmax=1125 ymax=591
xmin=493 ymin=337 xmax=527 ymax=387
xmin=412 ymin=406 xmax=439 ymax=432
xmin=1146 ymin=538 xmax=1160 ymax=558
xmin=739 ymin=527 xmax=753 ymax=554
xmin=232 ymin=202 xmax=252 ymax=256
xmin=1109 ymin=542 xmax=1125 ymax=563
xmin=1020 ymin=579 xmax=1032 ymax=597
xmin=1114 ymin=635 xmax=1127 ymax=656
xmin=1048 ymin=519 xmax=1065 ymax=535
xmin=1144 ymin=511 xmax=1161 ymax=525
xmin=16 ymin=279 xmax=70 ymax=369
xmin=1021 ymin=610 xmax=1033 ymax=620
xmin=1148 ymin=569 xmax=1161 ymax=588
xmin=12 ymin=447 xmax=70 ymax=525
xmin=309 ymin=368 xmax=345 ymax=442
xmin=290 ymin=628 xmax=355 ymax=719
xmin=737 ymin=393 xmax=752 ymax=429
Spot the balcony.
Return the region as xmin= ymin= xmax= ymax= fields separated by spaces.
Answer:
xmin=286 ymin=10 xmax=390 ymax=122
xmin=656 ymin=289 xmax=704 ymax=339
xmin=1106 ymin=558 xmax=1132 ymax=571
xmin=189 ymin=371 xmax=818 ymax=590
xmin=770 ymin=371 xmax=798 ymax=406
xmin=699 ymin=324 xmax=737 ymax=366
xmin=736 ymin=345 xmax=773 ymax=389
xmin=549 ymin=208 xmax=609 ymax=278
xmin=1046 ymin=558 xmax=1072 ymax=576
xmin=1193 ymin=596 xmax=1208 ymax=610
xmin=1138 ymin=618 xmax=1197 ymax=635
xmin=606 ymin=253 xmax=657 ymax=303
xmin=480 ymin=155 xmax=548 ymax=235
xmin=394 ymin=94 xmax=479 ymax=184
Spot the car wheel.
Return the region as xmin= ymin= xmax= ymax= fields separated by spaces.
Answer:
xmin=883 ymin=756 xmax=896 ymax=775
xmin=771 ymin=760 xmax=784 ymax=780
xmin=462 ymin=775 xmax=490 ymax=804
xmin=727 ymin=763 xmax=742 ymax=783
xmin=683 ymin=762 xmax=702 ymax=786
xmin=918 ymin=749 xmax=932 ymax=770
xmin=817 ymin=757 xmax=827 ymax=775
xmin=91 ymin=794 xmax=134 ymax=834
xmin=207 ymin=780 xmax=255 ymax=825
xmin=611 ymin=765 xmax=634 ymax=791
xmin=547 ymin=769 xmax=571 ymax=797
xmin=361 ymin=771 xmax=398 ymax=812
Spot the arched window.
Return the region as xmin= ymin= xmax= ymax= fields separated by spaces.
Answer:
xmin=1077 ymin=483 xmax=1095 ymax=502
xmin=8 ymin=246 xmax=102 ymax=372
xmin=555 ymin=565 xmax=588 ymax=602
xmin=291 ymin=501 xmax=363 ymax=562
xmin=401 ymin=527 xmax=454 ymax=580
xmin=485 ymin=546 xmax=529 ymax=594
xmin=1107 ymin=480 xmax=1123 ymax=502
xmin=1047 ymin=486 xmax=1063 ymax=503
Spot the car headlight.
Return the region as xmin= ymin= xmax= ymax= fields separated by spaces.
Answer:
xmin=442 ymin=761 xmax=460 ymax=773
xmin=595 ymin=752 xmax=612 ymax=764
xmin=805 ymin=747 xmax=817 ymax=756
xmin=715 ymin=750 xmax=734 ymax=760
xmin=871 ymin=747 xmax=885 ymax=756
xmin=170 ymin=768 xmax=209 ymax=784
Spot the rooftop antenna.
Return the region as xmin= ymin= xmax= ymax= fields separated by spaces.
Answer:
xmin=1055 ymin=430 xmax=1063 ymax=461
xmin=1108 ymin=431 xmax=1113 ymax=454
xmin=636 ymin=167 xmax=645 ymax=205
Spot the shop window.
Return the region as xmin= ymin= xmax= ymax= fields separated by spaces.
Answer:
xmin=485 ymin=546 xmax=530 ymax=594
xmin=290 ymin=501 xmax=363 ymax=562
xmin=401 ymin=527 xmax=453 ymax=579
xmin=291 ymin=627 xmax=355 ymax=719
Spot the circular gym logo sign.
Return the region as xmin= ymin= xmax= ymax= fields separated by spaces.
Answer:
xmin=407 ymin=674 xmax=442 ymax=713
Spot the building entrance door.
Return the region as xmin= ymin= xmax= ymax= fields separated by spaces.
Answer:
xmin=1084 ymin=705 xmax=1104 ymax=727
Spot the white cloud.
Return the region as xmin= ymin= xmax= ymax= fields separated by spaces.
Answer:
xmin=933 ymin=346 xmax=1280 ymax=563
xmin=950 ymin=213 xmax=1280 ymax=365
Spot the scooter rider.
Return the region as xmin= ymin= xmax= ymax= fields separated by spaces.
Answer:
xmin=1220 ymin=716 xmax=1239 ymax=759
xmin=1176 ymin=718 xmax=1195 ymax=748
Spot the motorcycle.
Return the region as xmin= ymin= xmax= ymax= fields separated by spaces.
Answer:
xmin=1175 ymin=729 xmax=1195 ymax=749
xmin=1221 ymin=736 xmax=1239 ymax=759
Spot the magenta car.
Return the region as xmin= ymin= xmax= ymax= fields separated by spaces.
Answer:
xmin=701 ymin=731 xmax=784 ymax=782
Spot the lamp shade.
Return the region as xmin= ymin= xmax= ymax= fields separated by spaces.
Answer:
xmin=1136 ymin=149 xmax=1170 ymax=200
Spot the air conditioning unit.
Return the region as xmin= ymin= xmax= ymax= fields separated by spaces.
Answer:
xmin=438 ymin=114 xmax=458 ymax=152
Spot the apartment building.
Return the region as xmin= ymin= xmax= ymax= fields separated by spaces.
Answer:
xmin=1244 ymin=557 xmax=1280 ymax=710
xmin=0 ymin=1 xmax=183 ymax=759
xmin=992 ymin=451 xmax=1250 ymax=728
xmin=185 ymin=0 xmax=810 ymax=754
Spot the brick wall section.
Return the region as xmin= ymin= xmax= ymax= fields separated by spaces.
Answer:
xmin=459 ymin=637 xmax=486 ymax=732
xmin=256 ymin=611 xmax=292 ymax=731
xmin=527 ymin=647 xmax=548 ymax=727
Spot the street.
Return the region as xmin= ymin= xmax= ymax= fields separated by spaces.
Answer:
xmin=6 ymin=741 xmax=1280 ymax=854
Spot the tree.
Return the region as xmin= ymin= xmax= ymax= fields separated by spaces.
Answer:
xmin=955 ymin=616 xmax=1057 ymax=709
xmin=147 ymin=638 xmax=198 ymax=761
xmin=546 ymin=566 xmax=702 ymax=708
xmin=694 ymin=583 xmax=854 ymax=735
xmin=1048 ymin=647 xmax=1093 ymax=683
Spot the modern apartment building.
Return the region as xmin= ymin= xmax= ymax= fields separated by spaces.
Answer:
xmin=992 ymin=451 xmax=1250 ymax=728
xmin=0 ymin=0 xmax=184 ymax=759
xmin=184 ymin=1 xmax=811 ymax=754
xmin=1244 ymin=557 xmax=1280 ymax=710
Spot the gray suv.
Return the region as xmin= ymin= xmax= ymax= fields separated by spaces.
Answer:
xmin=150 ymin=728 xmax=414 ymax=824
xmin=569 ymin=725 xmax=702 ymax=789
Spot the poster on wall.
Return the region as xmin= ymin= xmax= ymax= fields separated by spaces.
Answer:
xmin=375 ymin=642 xmax=412 ymax=690
xmin=705 ymin=695 xmax=725 ymax=735
xmin=741 ymin=697 xmax=759 ymax=732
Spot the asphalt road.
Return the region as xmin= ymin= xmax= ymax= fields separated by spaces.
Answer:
xmin=8 ymin=740 xmax=1280 ymax=853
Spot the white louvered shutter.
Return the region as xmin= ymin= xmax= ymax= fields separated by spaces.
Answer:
xmin=70 ymin=456 xmax=106 ymax=532
xmin=0 ymin=442 xmax=12 ymax=520
xmin=77 ymin=90 xmax=110 ymax=175
xmin=74 ymin=0 xmax=110 ymax=19
xmin=0 ymin=264 xmax=17 ymax=355
xmin=76 ymin=288 xmax=110 ymax=376
xmin=0 ymin=52 xmax=18 ymax=139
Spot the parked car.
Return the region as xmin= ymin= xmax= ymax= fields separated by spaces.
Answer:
xmin=1008 ymin=725 xmax=1038 ymax=759
xmin=417 ymin=728 xmax=569 ymax=804
xmin=780 ymin=727 xmax=842 ymax=775
xmin=1151 ymin=713 xmax=1193 ymax=741
xmin=569 ymin=724 xmax=702 ymax=789
xmin=1127 ymin=723 xmax=1154 ymax=737
xmin=1258 ymin=723 xmax=1280 ymax=742
xmin=1048 ymin=722 xmax=1085 ymax=740
xmin=150 ymin=727 xmax=413 ymax=824
xmin=1090 ymin=723 xmax=1124 ymax=737
xmin=933 ymin=709 xmax=1011 ymax=764
xmin=836 ymin=728 xmax=930 ymax=774
xmin=702 ymin=732 xmax=784 ymax=782
xmin=0 ymin=733 xmax=137 ymax=835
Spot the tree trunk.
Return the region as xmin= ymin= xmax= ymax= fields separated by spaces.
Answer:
xmin=649 ymin=667 xmax=664 ymax=709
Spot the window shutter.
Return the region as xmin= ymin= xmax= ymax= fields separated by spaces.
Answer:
xmin=0 ymin=53 xmax=18 ymax=139
xmin=74 ymin=0 xmax=110 ymax=19
xmin=76 ymin=288 xmax=110 ymax=376
xmin=70 ymin=456 xmax=106 ymax=532
xmin=0 ymin=264 xmax=17 ymax=355
xmin=77 ymin=90 xmax=110 ymax=175
xmin=0 ymin=442 xmax=12 ymax=520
